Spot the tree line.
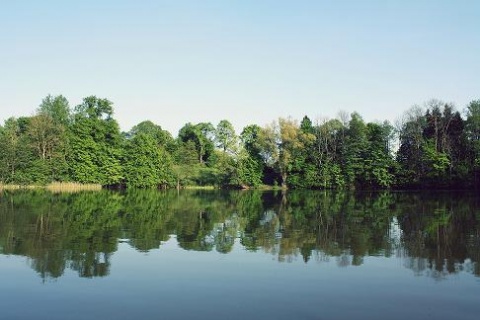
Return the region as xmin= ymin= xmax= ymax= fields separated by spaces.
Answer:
xmin=0 ymin=95 xmax=479 ymax=189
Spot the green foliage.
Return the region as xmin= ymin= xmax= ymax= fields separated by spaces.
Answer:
xmin=178 ymin=122 xmax=215 ymax=165
xmin=172 ymin=140 xmax=203 ymax=187
xmin=215 ymin=119 xmax=237 ymax=154
xmin=363 ymin=122 xmax=394 ymax=187
xmin=312 ymin=119 xmax=345 ymax=188
xmin=68 ymin=96 xmax=123 ymax=185
xmin=240 ymin=124 xmax=264 ymax=185
xmin=196 ymin=166 xmax=221 ymax=186
xmin=0 ymin=118 xmax=37 ymax=184
xmin=236 ymin=152 xmax=263 ymax=187
xmin=2 ymin=94 xmax=480 ymax=189
xmin=396 ymin=101 xmax=470 ymax=187
xmin=466 ymin=100 xmax=480 ymax=186
xmin=396 ymin=106 xmax=425 ymax=185
xmin=38 ymin=94 xmax=71 ymax=126
xmin=422 ymin=140 xmax=450 ymax=180
xmin=27 ymin=114 xmax=69 ymax=181
xmin=123 ymin=133 xmax=175 ymax=188
xmin=341 ymin=112 xmax=368 ymax=187
xmin=128 ymin=120 xmax=175 ymax=153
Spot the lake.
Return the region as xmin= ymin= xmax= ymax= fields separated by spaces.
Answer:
xmin=0 ymin=189 xmax=479 ymax=319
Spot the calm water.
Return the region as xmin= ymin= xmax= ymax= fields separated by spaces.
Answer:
xmin=0 ymin=189 xmax=479 ymax=319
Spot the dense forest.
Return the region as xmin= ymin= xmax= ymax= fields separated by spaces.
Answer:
xmin=0 ymin=95 xmax=479 ymax=189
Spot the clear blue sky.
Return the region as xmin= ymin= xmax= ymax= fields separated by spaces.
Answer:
xmin=1 ymin=0 xmax=479 ymax=135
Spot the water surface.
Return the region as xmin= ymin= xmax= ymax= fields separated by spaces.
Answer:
xmin=0 ymin=190 xmax=479 ymax=319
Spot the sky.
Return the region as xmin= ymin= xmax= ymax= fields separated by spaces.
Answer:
xmin=1 ymin=0 xmax=479 ymax=135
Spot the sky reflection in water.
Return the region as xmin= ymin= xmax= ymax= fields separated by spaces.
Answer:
xmin=0 ymin=189 xmax=479 ymax=319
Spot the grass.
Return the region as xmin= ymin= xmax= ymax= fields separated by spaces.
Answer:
xmin=0 ymin=182 xmax=102 ymax=193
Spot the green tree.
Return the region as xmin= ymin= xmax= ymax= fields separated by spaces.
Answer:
xmin=27 ymin=114 xmax=68 ymax=181
xmin=313 ymin=118 xmax=345 ymax=188
xmin=124 ymin=133 xmax=175 ymax=188
xmin=422 ymin=101 xmax=465 ymax=186
xmin=257 ymin=122 xmax=281 ymax=185
xmin=258 ymin=118 xmax=315 ymax=188
xmin=342 ymin=112 xmax=368 ymax=187
xmin=421 ymin=140 xmax=450 ymax=180
xmin=172 ymin=140 xmax=202 ymax=187
xmin=0 ymin=118 xmax=37 ymax=184
xmin=68 ymin=96 xmax=123 ymax=185
xmin=241 ymin=125 xmax=263 ymax=161
xmin=396 ymin=106 xmax=426 ymax=187
xmin=236 ymin=125 xmax=264 ymax=187
xmin=364 ymin=122 xmax=394 ymax=187
xmin=235 ymin=150 xmax=263 ymax=187
xmin=215 ymin=119 xmax=238 ymax=154
xmin=466 ymin=100 xmax=480 ymax=186
xmin=288 ymin=116 xmax=318 ymax=188
xmin=128 ymin=120 xmax=175 ymax=153
xmin=38 ymin=94 xmax=71 ymax=126
xmin=178 ymin=122 xmax=215 ymax=164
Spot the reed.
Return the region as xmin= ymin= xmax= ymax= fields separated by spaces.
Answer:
xmin=46 ymin=182 xmax=102 ymax=193
xmin=0 ymin=184 xmax=37 ymax=191
xmin=182 ymin=185 xmax=217 ymax=190
xmin=0 ymin=182 xmax=102 ymax=193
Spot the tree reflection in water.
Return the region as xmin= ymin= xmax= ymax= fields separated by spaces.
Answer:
xmin=0 ymin=189 xmax=478 ymax=280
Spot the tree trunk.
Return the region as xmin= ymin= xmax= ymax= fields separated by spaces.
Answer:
xmin=281 ymin=172 xmax=287 ymax=189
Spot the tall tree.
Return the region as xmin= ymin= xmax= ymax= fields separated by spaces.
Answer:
xmin=0 ymin=118 xmax=27 ymax=182
xmin=256 ymin=122 xmax=280 ymax=185
xmin=27 ymin=114 xmax=68 ymax=181
xmin=239 ymin=124 xmax=264 ymax=187
xmin=37 ymin=95 xmax=71 ymax=126
xmin=241 ymin=125 xmax=263 ymax=163
xmin=128 ymin=120 xmax=175 ymax=152
xmin=235 ymin=149 xmax=263 ymax=187
xmin=172 ymin=140 xmax=202 ymax=188
xmin=466 ymin=100 xmax=480 ymax=186
xmin=313 ymin=118 xmax=345 ymax=188
xmin=342 ymin=112 xmax=368 ymax=187
xmin=27 ymin=115 xmax=63 ymax=161
xmin=288 ymin=116 xmax=318 ymax=188
xmin=123 ymin=133 xmax=174 ymax=188
xmin=396 ymin=106 xmax=426 ymax=186
xmin=178 ymin=122 xmax=215 ymax=164
xmin=364 ymin=122 xmax=394 ymax=187
xmin=258 ymin=118 xmax=315 ymax=188
xmin=215 ymin=120 xmax=237 ymax=154
xmin=68 ymin=96 xmax=123 ymax=185
xmin=422 ymin=101 xmax=466 ymax=185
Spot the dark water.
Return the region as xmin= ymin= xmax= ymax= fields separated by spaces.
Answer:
xmin=0 ymin=189 xmax=479 ymax=319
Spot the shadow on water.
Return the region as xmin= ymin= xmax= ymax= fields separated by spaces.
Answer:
xmin=0 ymin=189 xmax=479 ymax=280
